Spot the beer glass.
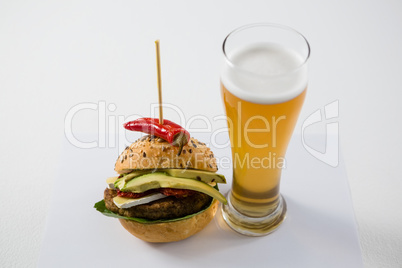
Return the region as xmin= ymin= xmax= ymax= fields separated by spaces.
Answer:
xmin=220 ymin=23 xmax=310 ymax=236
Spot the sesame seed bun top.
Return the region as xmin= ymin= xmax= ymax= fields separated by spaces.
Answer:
xmin=114 ymin=135 xmax=218 ymax=174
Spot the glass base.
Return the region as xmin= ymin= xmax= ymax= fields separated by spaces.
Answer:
xmin=221 ymin=193 xmax=287 ymax=236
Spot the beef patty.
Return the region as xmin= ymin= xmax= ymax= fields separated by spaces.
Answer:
xmin=104 ymin=188 xmax=212 ymax=220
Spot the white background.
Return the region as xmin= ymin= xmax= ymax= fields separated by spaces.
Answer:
xmin=0 ymin=0 xmax=401 ymax=267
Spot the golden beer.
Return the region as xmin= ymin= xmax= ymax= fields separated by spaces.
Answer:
xmin=220 ymin=23 xmax=310 ymax=236
xmin=221 ymin=84 xmax=306 ymax=217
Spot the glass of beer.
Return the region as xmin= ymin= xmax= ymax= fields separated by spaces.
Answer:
xmin=220 ymin=23 xmax=310 ymax=236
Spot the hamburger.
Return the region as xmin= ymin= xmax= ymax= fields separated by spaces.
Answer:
xmin=94 ymin=134 xmax=227 ymax=243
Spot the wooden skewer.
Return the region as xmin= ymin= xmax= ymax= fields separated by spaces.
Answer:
xmin=155 ymin=40 xmax=164 ymax=125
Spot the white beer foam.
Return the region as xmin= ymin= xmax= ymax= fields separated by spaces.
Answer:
xmin=221 ymin=43 xmax=308 ymax=104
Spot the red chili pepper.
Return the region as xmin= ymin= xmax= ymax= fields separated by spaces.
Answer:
xmin=123 ymin=118 xmax=190 ymax=155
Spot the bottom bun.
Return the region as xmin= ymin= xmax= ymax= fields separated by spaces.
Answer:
xmin=119 ymin=199 xmax=218 ymax=243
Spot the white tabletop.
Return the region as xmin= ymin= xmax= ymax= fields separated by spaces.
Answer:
xmin=1 ymin=1 xmax=401 ymax=267
xmin=38 ymin=133 xmax=363 ymax=267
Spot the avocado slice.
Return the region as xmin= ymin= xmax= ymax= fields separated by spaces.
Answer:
xmin=114 ymin=169 xmax=226 ymax=189
xmin=164 ymin=169 xmax=226 ymax=184
xmin=122 ymin=172 xmax=227 ymax=204
xmin=114 ymin=170 xmax=152 ymax=189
